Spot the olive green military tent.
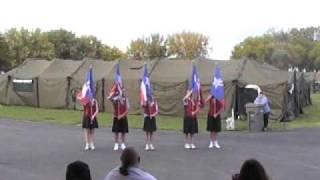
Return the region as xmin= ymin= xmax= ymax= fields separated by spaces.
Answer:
xmin=0 ymin=58 xmax=312 ymax=121
xmin=149 ymin=59 xmax=192 ymax=116
xmin=7 ymin=59 xmax=52 ymax=107
xmin=236 ymin=60 xmax=289 ymax=120
xmin=0 ymin=68 xmax=17 ymax=104
xmin=38 ymin=59 xmax=83 ymax=108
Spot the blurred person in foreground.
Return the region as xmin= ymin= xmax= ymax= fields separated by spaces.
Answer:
xmin=232 ymin=159 xmax=269 ymax=180
xmin=66 ymin=161 xmax=92 ymax=180
xmin=104 ymin=147 xmax=157 ymax=180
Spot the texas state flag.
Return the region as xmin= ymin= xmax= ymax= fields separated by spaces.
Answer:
xmin=109 ymin=62 xmax=123 ymax=98
xmin=211 ymin=66 xmax=225 ymax=113
xmin=190 ymin=63 xmax=204 ymax=107
xmin=140 ymin=63 xmax=153 ymax=105
xmin=77 ymin=67 xmax=95 ymax=105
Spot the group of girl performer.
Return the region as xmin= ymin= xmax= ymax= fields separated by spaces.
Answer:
xmin=82 ymin=98 xmax=99 ymax=151
xmin=142 ymin=99 xmax=158 ymax=151
xmin=108 ymin=87 xmax=130 ymax=151
xmin=182 ymin=91 xmax=223 ymax=150
xmin=79 ymin=92 xmax=222 ymax=151
xmin=79 ymin=86 xmax=222 ymax=152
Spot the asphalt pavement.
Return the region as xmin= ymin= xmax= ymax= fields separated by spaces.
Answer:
xmin=0 ymin=119 xmax=319 ymax=180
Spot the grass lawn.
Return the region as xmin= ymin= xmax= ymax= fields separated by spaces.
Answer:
xmin=0 ymin=94 xmax=320 ymax=131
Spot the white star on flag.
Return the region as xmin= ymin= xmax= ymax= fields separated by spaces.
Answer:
xmin=213 ymin=77 xmax=223 ymax=89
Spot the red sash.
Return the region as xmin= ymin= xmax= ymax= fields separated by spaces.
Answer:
xmin=83 ymin=102 xmax=96 ymax=119
xmin=184 ymin=98 xmax=197 ymax=118
xmin=113 ymin=98 xmax=128 ymax=119
xmin=208 ymin=98 xmax=223 ymax=117
xmin=143 ymin=101 xmax=158 ymax=117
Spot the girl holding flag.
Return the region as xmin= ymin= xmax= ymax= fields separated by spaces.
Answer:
xmin=183 ymin=63 xmax=203 ymax=150
xmin=183 ymin=90 xmax=200 ymax=149
xmin=140 ymin=64 xmax=158 ymax=151
xmin=206 ymin=66 xmax=224 ymax=149
xmin=108 ymin=63 xmax=129 ymax=151
xmin=82 ymin=98 xmax=99 ymax=151
xmin=142 ymin=100 xmax=158 ymax=151
xmin=77 ymin=67 xmax=99 ymax=151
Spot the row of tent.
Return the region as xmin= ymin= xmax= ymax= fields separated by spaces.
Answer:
xmin=0 ymin=58 xmax=313 ymax=121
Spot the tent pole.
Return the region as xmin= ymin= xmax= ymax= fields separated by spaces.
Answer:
xmin=6 ymin=75 xmax=11 ymax=105
xmin=36 ymin=77 xmax=40 ymax=108
xmin=102 ymin=78 xmax=105 ymax=112
xmin=67 ymin=77 xmax=71 ymax=109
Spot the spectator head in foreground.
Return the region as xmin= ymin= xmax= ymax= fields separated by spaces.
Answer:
xmin=66 ymin=161 xmax=92 ymax=180
xmin=232 ymin=159 xmax=269 ymax=180
xmin=104 ymin=147 xmax=157 ymax=180
xmin=119 ymin=147 xmax=140 ymax=176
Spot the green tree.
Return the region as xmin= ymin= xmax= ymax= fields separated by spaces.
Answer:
xmin=127 ymin=34 xmax=167 ymax=60
xmin=0 ymin=33 xmax=10 ymax=69
xmin=267 ymin=42 xmax=304 ymax=69
xmin=167 ymin=31 xmax=209 ymax=59
xmin=47 ymin=29 xmax=77 ymax=59
xmin=101 ymin=45 xmax=125 ymax=61
xmin=5 ymin=28 xmax=55 ymax=66
xmin=309 ymin=43 xmax=320 ymax=69
xmin=145 ymin=34 xmax=167 ymax=59
xmin=231 ymin=36 xmax=272 ymax=63
xmin=72 ymin=35 xmax=103 ymax=60
xmin=127 ymin=38 xmax=147 ymax=60
xmin=5 ymin=28 xmax=32 ymax=66
xmin=29 ymin=29 xmax=55 ymax=59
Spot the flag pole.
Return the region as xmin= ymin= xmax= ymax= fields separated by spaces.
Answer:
xmin=89 ymin=65 xmax=93 ymax=124
xmin=144 ymin=61 xmax=151 ymax=117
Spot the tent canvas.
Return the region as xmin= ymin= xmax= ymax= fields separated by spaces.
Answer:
xmin=70 ymin=59 xmax=117 ymax=111
xmin=7 ymin=59 xmax=52 ymax=107
xmin=104 ymin=60 xmax=152 ymax=114
xmin=236 ymin=60 xmax=288 ymax=120
xmin=150 ymin=59 xmax=192 ymax=116
xmin=38 ymin=59 xmax=83 ymax=108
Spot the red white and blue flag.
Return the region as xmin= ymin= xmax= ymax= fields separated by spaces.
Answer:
xmin=211 ymin=66 xmax=225 ymax=113
xmin=190 ymin=63 xmax=204 ymax=107
xmin=140 ymin=63 xmax=153 ymax=105
xmin=77 ymin=66 xmax=95 ymax=105
xmin=109 ymin=63 xmax=123 ymax=98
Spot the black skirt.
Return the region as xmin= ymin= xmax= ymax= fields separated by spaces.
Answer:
xmin=82 ymin=116 xmax=99 ymax=129
xmin=207 ymin=114 xmax=221 ymax=132
xmin=112 ymin=117 xmax=129 ymax=133
xmin=143 ymin=116 xmax=157 ymax=132
xmin=183 ymin=116 xmax=198 ymax=134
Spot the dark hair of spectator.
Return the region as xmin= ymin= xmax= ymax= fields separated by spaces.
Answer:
xmin=119 ymin=147 xmax=140 ymax=176
xmin=238 ymin=159 xmax=269 ymax=180
xmin=66 ymin=161 xmax=92 ymax=180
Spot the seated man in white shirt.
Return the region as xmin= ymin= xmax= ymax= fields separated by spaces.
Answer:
xmin=104 ymin=147 xmax=157 ymax=180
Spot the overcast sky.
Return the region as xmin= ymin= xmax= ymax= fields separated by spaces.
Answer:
xmin=0 ymin=0 xmax=319 ymax=59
